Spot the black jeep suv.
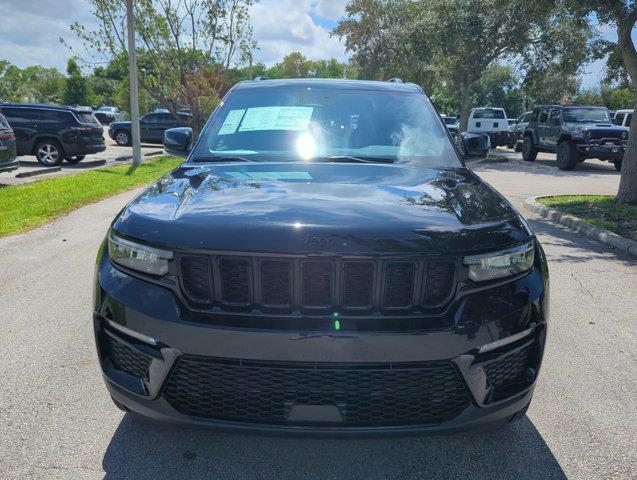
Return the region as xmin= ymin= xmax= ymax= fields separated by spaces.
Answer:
xmin=94 ymin=79 xmax=548 ymax=436
xmin=109 ymin=111 xmax=189 ymax=146
xmin=522 ymin=105 xmax=628 ymax=171
xmin=0 ymin=103 xmax=105 ymax=166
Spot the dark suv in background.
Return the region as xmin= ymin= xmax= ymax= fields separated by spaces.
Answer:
xmin=109 ymin=111 xmax=189 ymax=146
xmin=94 ymin=78 xmax=548 ymax=436
xmin=522 ymin=105 xmax=628 ymax=171
xmin=0 ymin=112 xmax=19 ymax=172
xmin=0 ymin=103 xmax=106 ymax=166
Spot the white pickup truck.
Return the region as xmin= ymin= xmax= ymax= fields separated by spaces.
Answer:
xmin=467 ymin=107 xmax=509 ymax=147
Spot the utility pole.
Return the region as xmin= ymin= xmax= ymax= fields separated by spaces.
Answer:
xmin=126 ymin=0 xmax=141 ymax=166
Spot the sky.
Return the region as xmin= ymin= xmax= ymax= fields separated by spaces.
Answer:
xmin=0 ymin=0 xmax=618 ymax=89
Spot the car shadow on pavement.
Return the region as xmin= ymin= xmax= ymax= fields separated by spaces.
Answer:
xmin=102 ymin=414 xmax=567 ymax=479
xmin=527 ymin=217 xmax=636 ymax=266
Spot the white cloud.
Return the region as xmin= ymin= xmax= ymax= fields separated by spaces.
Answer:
xmin=249 ymin=0 xmax=346 ymax=64
xmin=311 ymin=0 xmax=348 ymax=22
xmin=0 ymin=0 xmax=347 ymax=71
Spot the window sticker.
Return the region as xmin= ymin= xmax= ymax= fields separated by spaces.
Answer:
xmin=218 ymin=109 xmax=246 ymax=135
xmin=238 ymin=106 xmax=313 ymax=132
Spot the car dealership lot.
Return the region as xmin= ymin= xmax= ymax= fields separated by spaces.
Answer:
xmin=0 ymin=154 xmax=635 ymax=479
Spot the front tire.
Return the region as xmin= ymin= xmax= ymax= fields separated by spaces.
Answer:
xmin=35 ymin=140 xmax=64 ymax=166
xmin=114 ymin=130 xmax=130 ymax=146
xmin=522 ymin=136 xmax=537 ymax=162
xmin=613 ymin=159 xmax=622 ymax=171
xmin=557 ymin=140 xmax=579 ymax=171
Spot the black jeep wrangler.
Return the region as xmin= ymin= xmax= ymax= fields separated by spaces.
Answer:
xmin=522 ymin=105 xmax=628 ymax=171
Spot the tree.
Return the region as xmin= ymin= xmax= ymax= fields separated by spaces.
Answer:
xmin=63 ymin=58 xmax=94 ymax=106
xmin=335 ymin=0 xmax=592 ymax=131
xmin=0 ymin=62 xmax=66 ymax=104
xmin=564 ymin=0 xmax=637 ymax=204
xmin=472 ymin=65 xmax=525 ymax=118
xmin=67 ymin=0 xmax=256 ymax=132
xmin=333 ymin=0 xmax=438 ymax=90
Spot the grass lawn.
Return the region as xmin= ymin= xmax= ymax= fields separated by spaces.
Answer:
xmin=0 ymin=156 xmax=182 ymax=238
xmin=538 ymin=195 xmax=637 ymax=241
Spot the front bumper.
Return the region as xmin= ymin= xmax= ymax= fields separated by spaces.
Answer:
xmin=576 ymin=142 xmax=625 ymax=159
xmin=93 ymin=243 xmax=549 ymax=436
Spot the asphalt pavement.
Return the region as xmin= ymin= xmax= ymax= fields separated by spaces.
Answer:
xmin=0 ymin=151 xmax=635 ymax=479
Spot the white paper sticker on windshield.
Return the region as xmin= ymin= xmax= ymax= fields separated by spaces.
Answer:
xmin=238 ymin=106 xmax=313 ymax=132
xmin=218 ymin=109 xmax=246 ymax=135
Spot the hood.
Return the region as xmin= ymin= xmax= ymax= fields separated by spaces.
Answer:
xmin=110 ymin=120 xmax=131 ymax=127
xmin=113 ymin=162 xmax=529 ymax=255
xmin=565 ymin=122 xmax=627 ymax=132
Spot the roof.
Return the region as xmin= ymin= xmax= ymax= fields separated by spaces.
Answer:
xmin=535 ymin=104 xmax=610 ymax=110
xmin=232 ymin=78 xmax=423 ymax=93
xmin=0 ymin=102 xmax=92 ymax=113
xmin=615 ymin=109 xmax=634 ymax=114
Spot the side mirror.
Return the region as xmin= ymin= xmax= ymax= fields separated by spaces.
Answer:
xmin=163 ymin=127 xmax=193 ymax=158
xmin=459 ymin=132 xmax=490 ymax=159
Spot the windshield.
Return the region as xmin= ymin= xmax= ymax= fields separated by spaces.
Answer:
xmin=191 ymin=86 xmax=461 ymax=167
xmin=563 ymin=108 xmax=611 ymax=123
xmin=443 ymin=117 xmax=457 ymax=125
xmin=473 ymin=109 xmax=505 ymax=119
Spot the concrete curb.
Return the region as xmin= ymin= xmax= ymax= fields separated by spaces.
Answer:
xmin=65 ymin=159 xmax=107 ymax=168
xmin=16 ymin=167 xmax=61 ymax=178
xmin=524 ymin=196 xmax=637 ymax=258
xmin=144 ymin=150 xmax=164 ymax=157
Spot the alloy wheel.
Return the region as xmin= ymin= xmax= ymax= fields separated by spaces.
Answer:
xmin=37 ymin=144 xmax=59 ymax=165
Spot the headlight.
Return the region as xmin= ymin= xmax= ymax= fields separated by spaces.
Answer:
xmin=108 ymin=232 xmax=173 ymax=276
xmin=464 ymin=241 xmax=535 ymax=282
xmin=621 ymin=130 xmax=628 ymax=140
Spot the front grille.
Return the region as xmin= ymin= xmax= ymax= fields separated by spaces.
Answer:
xmin=179 ymin=254 xmax=456 ymax=312
xmin=103 ymin=333 xmax=152 ymax=378
xmin=163 ymin=357 xmax=470 ymax=426
xmin=302 ymin=261 xmax=333 ymax=307
xmin=220 ymin=258 xmax=251 ymax=304
xmin=589 ymin=129 xmax=624 ymax=141
xmin=342 ymin=262 xmax=374 ymax=308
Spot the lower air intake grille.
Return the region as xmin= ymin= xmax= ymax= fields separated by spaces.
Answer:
xmin=483 ymin=344 xmax=535 ymax=401
xmin=103 ymin=334 xmax=152 ymax=379
xmin=163 ymin=357 xmax=470 ymax=426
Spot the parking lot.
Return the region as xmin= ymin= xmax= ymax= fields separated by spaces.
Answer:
xmin=0 ymin=150 xmax=634 ymax=480
xmin=0 ymin=126 xmax=163 ymax=187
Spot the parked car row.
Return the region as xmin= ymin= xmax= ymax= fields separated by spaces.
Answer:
xmin=441 ymin=104 xmax=629 ymax=172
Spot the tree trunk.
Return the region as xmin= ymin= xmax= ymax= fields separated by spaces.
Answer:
xmin=616 ymin=93 xmax=637 ymax=204
xmin=614 ymin=12 xmax=637 ymax=204
xmin=459 ymin=85 xmax=471 ymax=133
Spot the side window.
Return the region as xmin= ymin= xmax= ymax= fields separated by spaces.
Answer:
xmin=38 ymin=110 xmax=69 ymax=124
xmin=538 ymin=108 xmax=549 ymax=124
xmin=530 ymin=108 xmax=540 ymax=123
xmin=549 ymin=108 xmax=561 ymax=126
xmin=613 ymin=113 xmax=625 ymax=126
xmin=0 ymin=113 xmax=9 ymax=129
xmin=159 ymin=114 xmax=177 ymax=124
xmin=2 ymin=108 xmax=37 ymax=123
xmin=626 ymin=113 xmax=632 ymax=126
xmin=143 ymin=114 xmax=159 ymax=124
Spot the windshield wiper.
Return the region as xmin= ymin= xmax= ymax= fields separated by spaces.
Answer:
xmin=316 ymin=155 xmax=395 ymax=164
xmin=191 ymin=155 xmax=256 ymax=163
